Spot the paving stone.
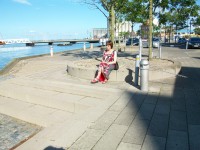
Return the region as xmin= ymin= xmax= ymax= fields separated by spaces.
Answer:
xmin=109 ymin=91 xmax=134 ymax=112
xmin=93 ymin=124 xmax=128 ymax=150
xmin=147 ymin=114 xmax=169 ymax=137
xmin=135 ymin=103 xmax=155 ymax=120
xmin=185 ymin=96 xmax=199 ymax=106
xmin=166 ymin=130 xmax=188 ymax=150
xmin=133 ymin=92 xmax=147 ymax=102
xmin=130 ymin=118 xmax=150 ymax=128
xmin=171 ymin=89 xmax=185 ymax=99
xmin=169 ymin=110 xmax=187 ymax=131
xmin=117 ymin=142 xmax=141 ymax=150
xmin=89 ymin=110 xmax=119 ymax=131
xmin=68 ymin=129 xmax=104 ymax=150
xmin=187 ymin=109 xmax=200 ymax=125
xmin=154 ymin=103 xmax=170 ymax=115
xmin=171 ymin=97 xmax=186 ymax=111
xmin=122 ymin=119 xmax=149 ymax=145
xmin=186 ymin=104 xmax=200 ymax=113
xmin=114 ymin=112 xmax=135 ymax=126
xmin=141 ymin=135 xmax=166 ymax=150
xmin=159 ymin=90 xmax=173 ymax=98
xmin=121 ymin=103 xmax=139 ymax=116
xmin=189 ymin=125 xmax=200 ymax=150
xmin=143 ymin=92 xmax=159 ymax=104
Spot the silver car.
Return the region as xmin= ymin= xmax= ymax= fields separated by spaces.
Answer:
xmin=142 ymin=38 xmax=160 ymax=48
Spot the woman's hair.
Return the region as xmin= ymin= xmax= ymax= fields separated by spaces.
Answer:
xmin=106 ymin=40 xmax=113 ymax=49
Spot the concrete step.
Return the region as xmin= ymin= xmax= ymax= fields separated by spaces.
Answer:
xmin=0 ymin=96 xmax=74 ymax=127
xmin=0 ymin=77 xmax=124 ymax=149
xmin=5 ymin=77 xmax=122 ymax=99
xmin=0 ymin=77 xmax=123 ymax=126
xmin=0 ymin=82 xmax=92 ymax=113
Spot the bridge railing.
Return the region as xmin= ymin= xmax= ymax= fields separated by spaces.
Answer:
xmin=2 ymin=39 xmax=32 ymax=44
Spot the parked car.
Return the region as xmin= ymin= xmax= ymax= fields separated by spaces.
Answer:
xmin=178 ymin=38 xmax=187 ymax=43
xmin=188 ymin=37 xmax=200 ymax=49
xmin=152 ymin=38 xmax=160 ymax=48
xmin=126 ymin=38 xmax=139 ymax=46
xmin=142 ymin=38 xmax=160 ymax=48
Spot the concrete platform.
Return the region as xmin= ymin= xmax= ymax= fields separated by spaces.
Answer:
xmin=67 ymin=51 xmax=181 ymax=81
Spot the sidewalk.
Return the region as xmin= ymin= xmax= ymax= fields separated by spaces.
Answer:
xmin=0 ymin=45 xmax=200 ymax=150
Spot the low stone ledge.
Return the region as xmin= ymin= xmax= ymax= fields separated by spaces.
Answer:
xmin=67 ymin=58 xmax=182 ymax=82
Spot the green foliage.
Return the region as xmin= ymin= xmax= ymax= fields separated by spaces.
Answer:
xmin=118 ymin=0 xmax=148 ymax=25
xmin=193 ymin=16 xmax=200 ymax=26
xmin=119 ymin=32 xmax=129 ymax=38
xmin=194 ymin=28 xmax=200 ymax=35
xmin=158 ymin=0 xmax=199 ymax=27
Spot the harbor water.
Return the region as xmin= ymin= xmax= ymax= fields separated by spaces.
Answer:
xmin=0 ymin=42 xmax=100 ymax=71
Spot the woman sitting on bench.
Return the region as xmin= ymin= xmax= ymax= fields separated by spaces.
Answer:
xmin=91 ymin=40 xmax=117 ymax=84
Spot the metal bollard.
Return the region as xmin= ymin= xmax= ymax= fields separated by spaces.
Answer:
xmin=135 ymin=55 xmax=140 ymax=86
xmin=140 ymin=59 xmax=149 ymax=91
xmin=139 ymin=38 xmax=142 ymax=61
xmin=186 ymin=41 xmax=188 ymax=50
xmin=50 ymin=46 xmax=53 ymax=57
xmin=159 ymin=42 xmax=162 ymax=58
xmin=83 ymin=43 xmax=86 ymax=51
xmin=90 ymin=43 xmax=93 ymax=49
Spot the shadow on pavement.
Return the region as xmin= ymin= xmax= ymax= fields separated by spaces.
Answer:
xmin=120 ymin=65 xmax=200 ymax=150
xmin=192 ymin=57 xmax=200 ymax=60
xmin=44 ymin=146 xmax=65 ymax=150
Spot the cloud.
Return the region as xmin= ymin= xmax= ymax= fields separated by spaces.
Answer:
xmin=13 ymin=0 xmax=32 ymax=5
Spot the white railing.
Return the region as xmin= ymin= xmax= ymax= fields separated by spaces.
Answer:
xmin=1 ymin=39 xmax=32 ymax=44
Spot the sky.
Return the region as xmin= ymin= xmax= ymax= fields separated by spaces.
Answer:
xmin=0 ymin=0 xmax=109 ymax=39
xmin=0 ymin=0 xmax=200 ymax=40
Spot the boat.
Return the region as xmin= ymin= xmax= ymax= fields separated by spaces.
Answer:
xmin=57 ymin=42 xmax=73 ymax=46
xmin=0 ymin=41 xmax=5 ymax=45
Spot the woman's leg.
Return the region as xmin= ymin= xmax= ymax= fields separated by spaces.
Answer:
xmin=102 ymin=65 xmax=115 ymax=83
xmin=91 ymin=67 xmax=103 ymax=83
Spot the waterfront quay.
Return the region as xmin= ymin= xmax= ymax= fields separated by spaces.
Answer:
xmin=0 ymin=45 xmax=200 ymax=150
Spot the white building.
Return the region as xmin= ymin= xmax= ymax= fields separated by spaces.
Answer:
xmin=93 ymin=21 xmax=132 ymax=39
xmin=115 ymin=21 xmax=132 ymax=37
xmin=93 ymin=28 xmax=108 ymax=39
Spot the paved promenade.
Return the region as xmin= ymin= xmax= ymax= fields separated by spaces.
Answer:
xmin=0 ymin=45 xmax=200 ymax=150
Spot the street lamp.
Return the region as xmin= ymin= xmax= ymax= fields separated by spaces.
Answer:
xmin=190 ymin=18 xmax=194 ymax=35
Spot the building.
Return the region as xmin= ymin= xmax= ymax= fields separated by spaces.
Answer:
xmin=93 ymin=28 xmax=107 ymax=39
xmin=93 ymin=21 xmax=133 ymax=39
xmin=115 ymin=21 xmax=132 ymax=37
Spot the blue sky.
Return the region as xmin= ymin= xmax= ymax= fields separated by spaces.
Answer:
xmin=0 ymin=0 xmax=200 ymax=40
xmin=0 ymin=0 xmax=108 ymax=39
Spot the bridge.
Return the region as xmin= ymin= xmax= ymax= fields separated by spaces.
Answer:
xmin=1 ymin=38 xmax=100 ymax=46
xmin=28 ymin=39 xmax=100 ymax=46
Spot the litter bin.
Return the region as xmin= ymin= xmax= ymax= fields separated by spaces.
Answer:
xmin=140 ymin=59 xmax=149 ymax=91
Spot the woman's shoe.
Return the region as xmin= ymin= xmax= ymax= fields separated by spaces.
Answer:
xmin=91 ymin=78 xmax=99 ymax=84
xmin=101 ymin=79 xmax=108 ymax=84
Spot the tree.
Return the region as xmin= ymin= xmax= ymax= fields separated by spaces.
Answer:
xmin=118 ymin=0 xmax=149 ymax=33
xmin=82 ymin=0 xmax=127 ymax=43
xmin=158 ymin=0 xmax=200 ymax=42
xmin=149 ymin=0 xmax=153 ymax=60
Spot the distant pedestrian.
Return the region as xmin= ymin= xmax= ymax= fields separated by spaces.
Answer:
xmin=91 ymin=40 xmax=117 ymax=84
